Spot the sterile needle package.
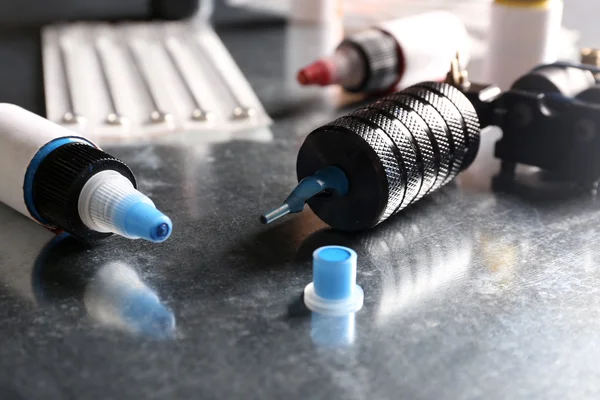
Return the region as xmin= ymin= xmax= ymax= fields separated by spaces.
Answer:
xmin=42 ymin=20 xmax=271 ymax=140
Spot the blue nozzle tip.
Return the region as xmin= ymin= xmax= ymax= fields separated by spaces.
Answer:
xmin=152 ymin=222 xmax=171 ymax=242
xmin=122 ymin=201 xmax=173 ymax=243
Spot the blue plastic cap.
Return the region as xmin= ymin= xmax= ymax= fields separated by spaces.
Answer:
xmin=312 ymin=246 xmax=357 ymax=300
xmin=122 ymin=200 xmax=173 ymax=243
xmin=122 ymin=291 xmax=176 ymax=339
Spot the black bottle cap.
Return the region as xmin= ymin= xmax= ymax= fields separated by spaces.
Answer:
xmin=32 ymin=142 xmax=136 ymax=241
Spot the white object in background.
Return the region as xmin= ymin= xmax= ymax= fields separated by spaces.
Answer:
xmin=298 ymin=11 xmax=470 ymax=94
xmin=42 ymin=21 xmax=271 ymax=142
xmin=290 ymin=0 xmax=343 ymax=23
xmin=379 ymin=10 xmax=471 ymax=89
xmin=285 ymin=18 xmax=343 ymax=95
xmin=484 ymin=0 xmax=564 ymax=90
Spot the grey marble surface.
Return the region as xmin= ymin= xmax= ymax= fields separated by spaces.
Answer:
xmin=1 ymin=3 xmax=600 ymax=399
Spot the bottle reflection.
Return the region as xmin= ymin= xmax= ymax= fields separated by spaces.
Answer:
xmin=311 ymin=311 xmax=356 ymax=348
xmin=288 ymin=294 xmax=356 ymax=348
xmin=33 ymin=235 xmax=176 ymax=339
xmin=0 ymin=203 xmax=57 ymax=305
xmin=83 ymin=261 xmax=175 ymax=339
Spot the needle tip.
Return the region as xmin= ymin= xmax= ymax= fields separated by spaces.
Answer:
xmin=260 ymin=203 xmax=291 ymax=224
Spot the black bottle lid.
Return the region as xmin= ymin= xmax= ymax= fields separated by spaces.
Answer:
xmin=32 ymin=142 xmax=136 ymax=241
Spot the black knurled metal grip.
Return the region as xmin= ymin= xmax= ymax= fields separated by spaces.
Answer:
xmin=32 ymin=142 xmax=136 ymax=241
xmin=297 ymin=81 xmax=482 ymax=231
xmin=401 ymin=86 xmax=467 ymax=180
xmin=348 ymin=107 xmax=419 ymax=217
xmin=415 ymin=82 xmax=481 ymax=167
xmin=367 ymin=99 xmax=438 ymax=204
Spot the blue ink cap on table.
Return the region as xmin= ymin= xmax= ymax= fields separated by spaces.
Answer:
xmin=304 ymin=245 xmax=364 ymax=315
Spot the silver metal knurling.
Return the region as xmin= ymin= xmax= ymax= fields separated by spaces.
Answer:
xmin=348 ymin=108 xmax=421 ymax=214
xmin=415 ymin=82 xmax=481 ymax=168
xmin=368 ymin=99 xmax=437 ymax=205
xmin=401 ymin=86 xmax=467 ymax=183
xmin=383 ymin=93 xmax=453 ymax=191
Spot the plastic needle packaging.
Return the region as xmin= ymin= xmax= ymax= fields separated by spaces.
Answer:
xmin=42 ymin=20 xmax=271 ymax=140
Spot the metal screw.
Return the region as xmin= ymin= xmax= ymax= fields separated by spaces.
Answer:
xmin=232 ymin=106 xmax=256 ymax=120
xmin=105 ymin=112 xmax=128 ymax=126
xmin=191 ymin=108 xmax=213 ymax=121
xmin=61 ymin=111 xmax=86 ymax=125
xmin=581 ymin=48 xmax=600 ymax=66
xmin=149 ymin=110 xmax=171 ymax=124
xmin=581 ymin=48 xmax=600 ymax=81
xmin=164 ymin=38 xmax=214 ymax=122
xmin=445 ymin=51 xmax=470 ymax=90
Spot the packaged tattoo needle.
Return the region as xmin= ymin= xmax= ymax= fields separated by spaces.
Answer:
xmin=42 ymin=19 xmax=271 ymax=141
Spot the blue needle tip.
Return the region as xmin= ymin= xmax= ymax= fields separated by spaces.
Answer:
xmin=260 ymin=166 xmax=349 ymax=225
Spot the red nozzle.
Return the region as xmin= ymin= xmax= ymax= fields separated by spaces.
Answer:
xmin=297 ymin=59 xmax=334 ymax=86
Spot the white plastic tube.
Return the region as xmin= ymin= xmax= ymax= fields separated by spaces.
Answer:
xmin=378 ymin=10 xmax=471 ymax=89
xmin=0 ymin=103 xmax=92 ymax=220
xmin=0 ymin=103 xmax=172 ymax=243
xmin=484 ymin=0 xmax=564 ymax=90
